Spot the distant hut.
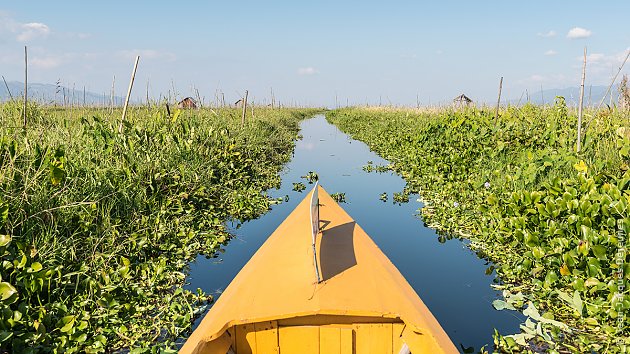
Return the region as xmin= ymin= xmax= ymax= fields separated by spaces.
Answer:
xmin=453 ymin=94 xmax=473 ymax=107
xmin=234 ymin=98 xmax=243 ymax=107
xmin=178 ymin=97 xmax=197 ymax=109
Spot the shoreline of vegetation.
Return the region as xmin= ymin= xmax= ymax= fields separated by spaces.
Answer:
xmin=0 ymin=101 xmax=319 ymax=353
xmin=327 ymin=103 xmax=629 ymax=353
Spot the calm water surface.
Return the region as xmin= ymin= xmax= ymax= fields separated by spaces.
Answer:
xmin=185 ymin=115 xmax=522 ymax=351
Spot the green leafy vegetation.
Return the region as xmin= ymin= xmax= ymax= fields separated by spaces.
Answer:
xmin=301 ymin=171 xmax=319 ymax=184
xmin=327 ymin=102 xmax=630 ymax=353
xmin=330 ymin=192 xmax=346 ymax=203
xmin=292 ymin=182 xmax=306 ymax=192
xmin=0 ymin=102 xmax=317 ymax=353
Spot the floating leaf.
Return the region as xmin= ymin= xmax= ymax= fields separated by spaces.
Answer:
xmin=591 ymin=245 xmax=607 ymax=260
xmin=573 ymin=160 xmax=588 ymax=173
xmin=560 ymin=264 xmax=571 ymax=276
xmin=493 ymin=299 xmax=516 ymax=311
xmin=0 ymin=205 xmax=7 ymax=224
xmin=28 ymin=262 xmax=43 ymax=273
xmin=0 ymin=234 xmax=10 ymax=247
xmin=0 ymin=282 xmax=17 ymax=301
xmin=557 ymin=290 xmax=583 ymax=315
xmin=59 ymin=315 xmax=75 ymax=333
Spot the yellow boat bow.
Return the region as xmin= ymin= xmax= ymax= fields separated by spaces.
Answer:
xmin=181 ymin=185 xmax=458 ymax=354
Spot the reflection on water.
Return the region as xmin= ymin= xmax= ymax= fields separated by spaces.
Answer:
xmin=185 ymin=115 xmax=522 ymax=351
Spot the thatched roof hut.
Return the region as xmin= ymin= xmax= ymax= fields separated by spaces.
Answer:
xmin=178 ymin=97 xmax=197 ymax=109
xmin=453 ymin=94 xmax=473 ymax=106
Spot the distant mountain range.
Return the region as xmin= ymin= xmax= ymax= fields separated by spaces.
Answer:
xmin=1 ymin=81 xmax=126 ymax=105
xmin=508 ymin=85 xmax=621 ymax=107
xmin=2 ymin=81 xmax=624 ymax=108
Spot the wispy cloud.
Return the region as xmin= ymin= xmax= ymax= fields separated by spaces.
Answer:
xmin=575 ymin=49 xmax=630 ymax=76
xmin=297 ymin=67 xmax=318 ymax=76
xmin=567 ymin=27 xmax=592 ymax=39
xmin=30 ymin=55 xmax=62 ymax=69
xmin=0 ymin=13 xmax=51 ymax=42
xmin=17 ymin=22 xmax=50 ymax=41
xmin=544 ymin=50 xmax=557 ymax=56
xmin=537 ymin=30 xmax=556 ymax=38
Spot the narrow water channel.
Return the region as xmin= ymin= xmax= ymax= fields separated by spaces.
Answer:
xmin=185 ymin=115 xmax=522 ymax=351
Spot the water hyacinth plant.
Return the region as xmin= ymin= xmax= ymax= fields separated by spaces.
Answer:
xmin=0 ymin=103 xmax=319 ymax=353
xmin=327 ymin=102 xmax=629 ymax=353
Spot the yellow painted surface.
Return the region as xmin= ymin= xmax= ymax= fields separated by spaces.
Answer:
xmin=254 ymin=321 xmax=279 ymax=353
xmin=234 ymin=323 xmax=256 ymax=354
xmin=279 ymin=326 xmax=319 ymax=354
xmin=355 ymin=323 xmax=392 ymax=354
xmin=392 ymin=323 xmax=405 ymax=352
xmin=180 ymin=186 xmax=458 ymax=354
xmin=320 ymin=327 xmax=353 ymax=354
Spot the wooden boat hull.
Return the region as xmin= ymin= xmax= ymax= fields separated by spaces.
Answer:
xmin=181 ymin=186 xmax=458 ymax=354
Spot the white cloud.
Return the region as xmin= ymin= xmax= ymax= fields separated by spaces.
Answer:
xmin=117 ymin=49 xmax=177 ymax=62
xmin=585 ymin=53 xmax=605 ymax=64
xmin=567 ymin=27 xmax=592 ymax=39
xmin=544 ymin=50 xmax=557 ymax=56
xmin=30 ymin=56 xmax=62 ymax=69
xmin=576 ymin=49 xmax=630 ymax=77
xmin=538 ymin=30 xmax=556 ymax=38
xmin=297 ymin=67 xmax=318 ymax=76
xmin=0 ymin=13 xmax=51 ymax=42
xmin=17 ymin=22 xmax=50 ymax=41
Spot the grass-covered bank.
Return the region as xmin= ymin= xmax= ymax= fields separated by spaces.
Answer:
xmin=0 ymin=102 xmax=319 ymax=353
xmin=327 ymin=103 xmax=629 ymax=353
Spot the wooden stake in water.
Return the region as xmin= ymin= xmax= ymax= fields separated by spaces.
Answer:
xmin=23 ymin=46 xmax=27 ymax=128
xmin=119 ymin=55 xmax=140 ymax=133
xmin=577 ymin=47 xmax=587 ymax=153
xmin=495 ymin=76 xmax=503 ymax=120
xmin=241 ymin=90 xmax=248 ymax=127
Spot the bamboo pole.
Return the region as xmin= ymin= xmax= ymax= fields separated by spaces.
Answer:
xmin=241 ymin=90 xmax=248 ymax=127
xmin=584 ymin=49 xmax=630 ymax=133
xmin=577 ymin=47 xmax=587 ymax=153
xmin=23 ymin=46 xmax=27 ymax=128
xmin=110 ymin=75 xmax=115 ymax=113
xmin=195 ymin=87 xmax=202 ymax=108
xmin=119 ymin=56 xmax=140 ymax=133
xmin=596 ymin=50 xmax=630 ymax=111
xmin=271 ymin=87 xmax=275 ymax=109
xmin=2 ymin=76 xmax=12 ymax=100
xmin=495 ymin=76 xmax=503 ymax=119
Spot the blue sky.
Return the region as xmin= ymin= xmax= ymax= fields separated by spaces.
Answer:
xmin=1 ymin=1 xmax=629 ymax=107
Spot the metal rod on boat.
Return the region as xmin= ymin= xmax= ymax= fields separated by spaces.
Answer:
xmin=310 ymin=181 xmax=322 ymax=283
